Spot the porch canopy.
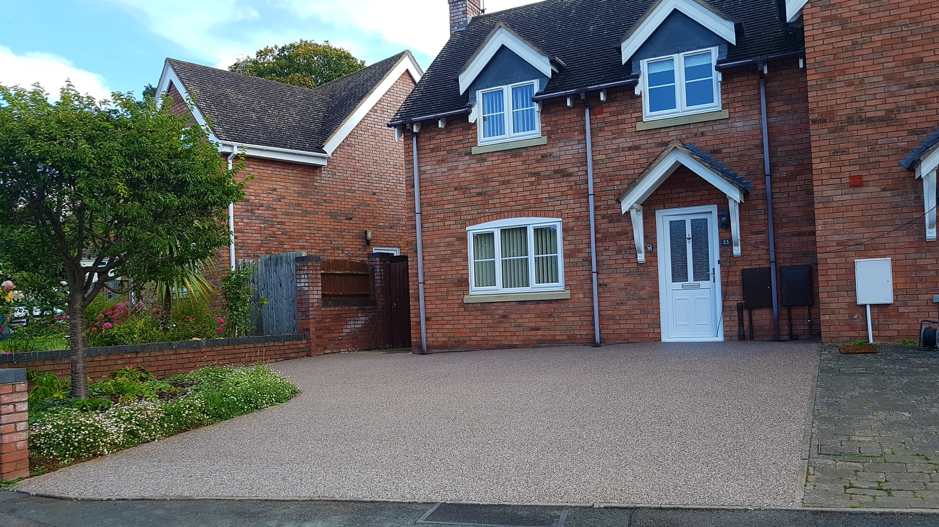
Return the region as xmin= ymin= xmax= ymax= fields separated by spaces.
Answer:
xmin=617 ymin=140 xmax=754 ymax=263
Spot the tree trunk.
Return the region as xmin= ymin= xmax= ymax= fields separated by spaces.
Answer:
xmin=161 ymin=287 xmax=172 ymax=331
xmin=68 ymin=292 xmax=89 ymax=399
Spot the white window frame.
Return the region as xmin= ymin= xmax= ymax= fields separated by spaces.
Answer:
xmin=476 ymin=80 xmax=542 ymax=146
xmin=467 ymin=218 xmax=564 ymax=295
xmin=640 ymin=47 xmax=721 ymax=121
xmin=372 ymin=246 xmax=401 ymax=256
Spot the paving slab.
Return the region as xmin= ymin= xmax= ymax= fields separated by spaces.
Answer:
xmin=804 ymin=345 xmax=939 ymax=509
xmin=14 ymin=341 xmax=818 ymax=507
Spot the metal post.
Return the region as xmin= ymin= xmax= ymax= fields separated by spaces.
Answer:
xmin=584 ymin=105 xmax=601 ymax=346
xmin=413 ymin=133 xmax=428 ymax=354
xmin=759 ymin=73 xmax=780 ymax=341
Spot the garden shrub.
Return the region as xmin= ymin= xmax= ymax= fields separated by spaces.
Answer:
xmin=27 ymin=370 xmax=70 ymax=403
xmin=28 ymin=364 xmax=300 ymax=467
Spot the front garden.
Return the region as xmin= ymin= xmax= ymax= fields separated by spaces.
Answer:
xmin=20 ymin=363 xmax=299 ymax=477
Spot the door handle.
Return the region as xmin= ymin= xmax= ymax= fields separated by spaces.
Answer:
xmin=711 ymin=267 xmax=715 ymax=283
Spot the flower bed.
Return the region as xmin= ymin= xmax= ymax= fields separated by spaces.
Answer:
xmin=26 ymin=365 xmax=300 ymax=473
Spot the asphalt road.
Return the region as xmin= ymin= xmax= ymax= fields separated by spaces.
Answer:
xmin=3 ymin=491 xmax=939 ymax=527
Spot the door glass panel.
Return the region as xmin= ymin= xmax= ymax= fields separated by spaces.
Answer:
xmin=691 ymin=218 xmax=710 ymax=282
xmin=669 ymin=220 xmax=688 ymax=283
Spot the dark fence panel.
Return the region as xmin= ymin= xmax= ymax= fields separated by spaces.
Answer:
xmin=245 ymin=252 xmax=304 ymax=336
xmin=322 ymin=260 xmax=372 ymax=302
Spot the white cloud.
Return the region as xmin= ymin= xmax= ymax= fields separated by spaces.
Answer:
xmin=0 ymin=46 xmax=112 ymax=101
xmin=283 ymin=0 xmax=543 ymax=58
xmin=107 ymin=0 xmax=262 ymax=67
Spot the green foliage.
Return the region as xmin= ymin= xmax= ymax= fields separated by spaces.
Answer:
xmin=901 ymin=339 xmax=917 ymax=346
xmin=221 ymin=266 xmax=263 ymax=337
xmin=229 ymin=39 xmax=364 ymax=89
xmin=849 ymin=340 xmax=870 ymax=346
xmin=0 ymin=82 xmax=247 ymax=398
xmin=1 ymin=316 xmax=70 ymax=353
xmin=27 ymin=370 xmax=71 ymax=403
xmin=28 ymin=365 xmax=300 ymax=465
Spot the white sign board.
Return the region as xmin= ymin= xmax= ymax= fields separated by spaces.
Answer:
xmin=856 ymin=258 xmax=893 ymax=305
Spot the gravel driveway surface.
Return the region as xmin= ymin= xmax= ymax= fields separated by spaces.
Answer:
xmin=16 ymin=341 xmax=819 ymax=507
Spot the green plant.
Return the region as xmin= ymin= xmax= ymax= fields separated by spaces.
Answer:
xmin=29 ymin=408 xmax=123 ymax=461
xmin=105 ymin=401 xmax=165 ymax=446
xmin=71 ymin=397 xmax=113 ymax=412
xmin=27 ymin=371 xmax=70 ymax=403
xmin=901 ymin=339 xmax=917 ymax=346
xmin=848 ymin=339 xmax=869 ymax=346
xmin=221 ymin=266 xmax=265 ymax=337
xmin=159 ymin=393 xmax=208 ymax=435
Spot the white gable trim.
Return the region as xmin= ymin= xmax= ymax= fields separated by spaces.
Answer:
xmin=322 ymin=53 xmax=423 ymax=155
xmin=154 ymin=62 xmax=219 ymax=144
xmin=620 ymin=148 xmax=746 ymax=261
xmin=458 ymin=27 xmax=552 ymax=95
xmin=620 ymin=0 xmax=736 ymax=64
xmin=785 ymin=0 xmax=809 ymax=24
xmin=916 ymin=146 xmax=939 ymax=242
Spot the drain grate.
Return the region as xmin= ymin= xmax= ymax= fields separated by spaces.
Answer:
xmin=417 ymin=503 xmax=568 ymax=527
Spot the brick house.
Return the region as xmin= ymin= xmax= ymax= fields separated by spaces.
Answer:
xmin=153 ymin=51 xmax=422 ymax=352
xmin=388 ymin=0 xmax=937 ymax=352
xmin=155 ymin=51 xmax=422 ymax=264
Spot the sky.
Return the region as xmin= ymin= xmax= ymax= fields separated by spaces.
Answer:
xmin=0 ymin=0 xmax=542 ymax=101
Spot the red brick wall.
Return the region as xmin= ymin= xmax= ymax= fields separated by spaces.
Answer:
xmin=405 ymin=60 xmax=816 ymax=351
xmin=232 ymin=73 xmax=415 ymax=262
xmin=0 ymin=375 xmax=28 ymax=482
xmin=803 ymin=0 xmax=939 ymax=342
xmin=0 ymin=336 xmax=310 ymax=381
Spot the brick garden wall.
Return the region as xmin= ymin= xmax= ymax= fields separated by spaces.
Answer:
xmin=404 ymin=59 xmax=816 ymax=351
xmin=0 ymin=369 xmax=28 ymax=482
xmin=803 ymin=0 xmax=939 ymax=342
xmin=0 ymin=334 xmax=309 ymax=381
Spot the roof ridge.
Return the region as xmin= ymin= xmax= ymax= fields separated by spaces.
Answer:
xmin=166 ymin=57 xmax=329 ymax=97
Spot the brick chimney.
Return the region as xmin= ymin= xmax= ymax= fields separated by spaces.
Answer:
xmin=449 ymin=0 xmax=482 ymax=34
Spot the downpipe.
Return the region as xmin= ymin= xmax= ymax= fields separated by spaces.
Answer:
xmin=413 ymin=133 xmax=428 ymax=354
xmin=584 ymin=102 xmax=601 ymax=346
xmin=759 ymin=71 xmax=780 ymax=341
xmin=227 ymin=144 xmax=237 ymax=270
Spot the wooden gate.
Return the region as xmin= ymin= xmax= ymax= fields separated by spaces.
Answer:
xmin=383 ymin=256 xmax=412 ymax=349
xmin=246 ymin=251 xmax=304 ymax=336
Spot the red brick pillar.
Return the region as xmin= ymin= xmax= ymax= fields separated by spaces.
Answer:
xmin=1 ymin=369 xmax=28 ymax=482
xmin=295 ymin=256 xmax=324 ymax=356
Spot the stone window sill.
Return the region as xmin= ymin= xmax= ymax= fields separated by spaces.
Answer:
xmin=471 ymin=136 xmax=547 ymax=155
xmin=463 ymin=289 xmax=571 ymax=304
xmin=636 ymin=109 xmax=729 ymax=131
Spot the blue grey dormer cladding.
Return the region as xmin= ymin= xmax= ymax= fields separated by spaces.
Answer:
xmin=466 ymin=46 xmax=550 ymax=106
xmin=628 ymin=11 xmax=729 ymax=75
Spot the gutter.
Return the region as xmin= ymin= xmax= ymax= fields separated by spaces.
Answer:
xmin=532 ymin=78 xmax=639 ymax=102
xmin=226 ymin=145 xmax=238 ymax=271
xmin=388 ymin=108 xmax=471 ymax=128
xmin=715 ymin=51 xmax=804 ymax=71
xmin=219 ymin=141 xmax=331 ymax=160
xmin=412 ymin=133 xmax=428 ymax=354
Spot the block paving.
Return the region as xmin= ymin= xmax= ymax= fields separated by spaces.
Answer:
xmin=805 ymin=345 xmax=939 ymax=509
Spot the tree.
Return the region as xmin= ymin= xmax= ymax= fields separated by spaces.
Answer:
xmin=141 ymin=84 xmax=157 ymax=100
xmin=0 ymin=83 xmax=245 ymax=398
xmin=229 ymin=39 xmax=365 ymax=89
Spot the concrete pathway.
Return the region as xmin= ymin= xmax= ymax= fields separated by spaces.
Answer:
xmin=14 ymin=341 xmax=819 ymax=507
xmin=805 ymin=345 xmax=939 ymax=509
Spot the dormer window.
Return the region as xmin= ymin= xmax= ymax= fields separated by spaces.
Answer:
xmin=641 ymin=48 xmax=720 ymax=121
xmin=479 ymin=80 xmax=541 ymax=144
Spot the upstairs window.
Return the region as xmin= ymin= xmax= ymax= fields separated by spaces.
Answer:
xmin=641 ymin=48 xmax=720 ymax=121
xmin=468 ymin=218 xmax=563 ymax=294
xmin=478 ymin=81 xmax=541 ymax=145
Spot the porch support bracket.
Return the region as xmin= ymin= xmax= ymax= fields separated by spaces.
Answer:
xmin=629 ymin=205 xmax=645 ymax=263
xmin=924 ymin=168 xmax=937 ymax=241
xmin=728 ymin=197 xmax=742 ymax=256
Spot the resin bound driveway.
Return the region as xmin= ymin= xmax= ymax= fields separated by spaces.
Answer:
xmin=16 ymin=341 xmax=819 ymax=507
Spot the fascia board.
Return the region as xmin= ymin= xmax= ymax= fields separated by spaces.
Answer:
xmin=619 ymin=149 xmax=744 ymax=214
xmin=620 ymin=0 xmax=736 ymax=64
xmin=322 ymin=53 xmax=424 ymax=155
xmin=786 ymin=0 xmax=809 ymax=24
xmin=154 ymin=62 xmax=220 ymax=144
xmin=458 ymin=28 xmax=552 ymax=95
xmin=219 ymin=142 xmax=329 ymax=167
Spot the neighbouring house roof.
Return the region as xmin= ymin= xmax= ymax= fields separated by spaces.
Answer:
xmin=159 ymin=51 xmax=422 ymax=156
xmin=900 ymin=127 xmax=939 ymax=171
xmin=391 ymin=0 xmax=803 ymax=125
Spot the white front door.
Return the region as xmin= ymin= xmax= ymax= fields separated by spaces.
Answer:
xmin=656 ymin=206 xmax=723 ymax=342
